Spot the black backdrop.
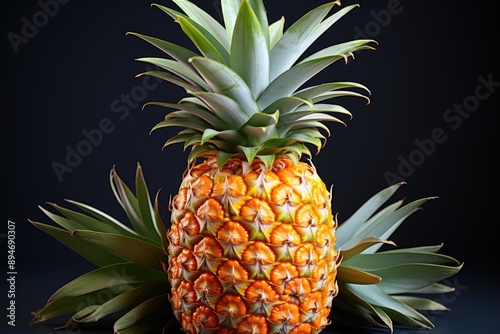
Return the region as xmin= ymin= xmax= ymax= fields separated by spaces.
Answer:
xmin=2 ymin=0 xmax=499 ymax=333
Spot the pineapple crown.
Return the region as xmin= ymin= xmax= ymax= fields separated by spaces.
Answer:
xmin=128 ymin=0 xmax=375 ymax=167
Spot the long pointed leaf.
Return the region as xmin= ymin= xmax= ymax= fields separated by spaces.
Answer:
xmin=31 ymin=286 xmax=135 ymax=324
xmin=172 ymin=0 xmax=230 ymax=50
xmin=371 ymin=263 xmax=464 ymax=294
xmin=262 ymin=96 xmax=312 ymax=115
xmin=47 ymin=263 xmax=165 ymax=304
xmin=113 ymin=294 xmax=171 ymax=333
xmin=136 ymin=57 xmax=208 ymax=90
xmin=269 ymin=2 xmax=338 ymax=81
xmin=135 ymin=163 xmax=161 ymax=244
xmin=154 ymin=4 xmax=230 ymax=63
xmin=47 ymin=203 xmax=125 ymax=235
xmin=337 ymin=266 xmax=382 ymax=285
xmin=343 ymin=250 xmax=461 ymax=269
xmin=72 ymin=230 xmax=165 ymax=271
xmin=189 ymin=57 xmax=259 ymax=116
xmin=73 ymin=283 xmax=167 ymax=324
xmin=153 ymin=190 xmax=169 ymax=252
xmin=152 ymin=114 xmax=210 ymax=133
xmin=221 ymin=0 xmax=240 ymax=42
xmin=29 ymin=221 xmax=124 ymax=267
xmin=247 ymin=0 xmax=269 ymax=48
xmin=336 ymin=183 xmax=404 ymax=247
xmin=189 ymin=91 xmax=249 ymax=128
xmin=393 ymin=296 xmax=450 ymax=311
xmin=269 ymin=16 xmax=285 ymax=49
xmin=353 ymin=197 xmax=437 ymax=253
xmin=295 ymin=103 xmax=353 ymax=116
xmin=231 ymin=0 xmax=269 ymax=98
xmin=126 ymin=32 xmax=199 ymax=67
xmin=412 ymin=283 xmax=456 ymax=294
xmin=333 ymin=285 xmax=393 ymax=329
xmin=339 ymin=237 xmax=395 ymax=261
xmin=278 ymin=121 xmax=331 ymax=139
xmin=294 ymin=81 xmax=371 ymax=100
xmin=387 ymin=244 xmax=444 ymax=254
xmin=64 ymin=199 xmax=138 ymax=238
xmin=38 ymin=205 xmax=85 ymax=231
xmin=136 ymin=71 xmax=200 ymax=92
xmin=109 ymin=168 xmax=150 ymax=237
xmin=347 ymin=283 xmax=434 ymax=329
xmin=145 ymin=101 xmax=229 ymax=130
xmin=188 ymin=145 xmax=218 ymax=163
xmin=178 ymin=16 xmax=228 ymax=64
xmin=382 ymin=307 xmax=433 ymax=330
xmin=310 ymin=90 xmax=371 ymax=104
xmin=300 ymin=39 xmax=375 ymax=63
xmin=258 ymin=55 xmax=349 ymax=110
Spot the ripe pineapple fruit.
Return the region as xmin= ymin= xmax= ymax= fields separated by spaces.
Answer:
xmin=31 ymin=1 xmax=462 ymax=333
xmin=167 ymin=157 xmax=338 ymax=333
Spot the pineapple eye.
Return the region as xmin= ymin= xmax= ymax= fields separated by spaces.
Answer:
xmin=177 ymin=249 xmax=197 ymax=272
xmin=270 ymin=262 xmax=299 ymax=285
xmin=192 ymin=306 xmax=218 ymax=328
xmin=215 ymin=294 xmax=247 ymax=316
xmin=237 ymin=315 xmax=268 ymax=333
xmin=269 ymin=223 xmax=301 ymax=246
xmin=283 ymin=277 xmax=312 ymax=302
xmin=181 ymin=313 xmax=196 ymax=334
xmin=294 ymin=243 xmax=319 ymax=267
xmin=315 ymin=224 xmax=334 ymax=247
xmin=213 ymin=175 xmax=247 ymax=197
xmin=239 ymin=198 xmax=276 ymax=224
xmin=179 ymin=212 xmax=200 ymax=236
xmin=193 ymin=273 xmax=223 ymax=295
xmin=196 ymin=198 xmax=224 ymax=222
xmin=244 ymin=280 xmax=279 ymax=302
xmin=172 ymin=188 xmax=189 ymax=210
xmin=242 ymin=241 xmax=276 ymax=264
xmin=191 ymin=175 xmax=214 ymax=197
xmin=295 ymin=204 xmax=320 ymax=227
xmin=217 ymin=221 xmax=249 ymax=244
xmin=177 ymin=281 xmax=197 ymax=304
xmin=217 ymin=260 xmax=249 ymax=283
xmin=299 ymin=291 xmax=323 ymax=313
xmin=290 ymin=323 xmax=314 ymax=334
xmin=193 ymin=236 xmax=223 ymax=258
xmin=311 ymin=308 xmax=331 ymax=330
xmin=270 ymin=184 xmax=301 ymax=206
xmin=167 ymin=224 xmax=181 ymax=246
xmin=270 ymin=302 xmax=300 ymax=325
xmin=311 ymin=259 xmax=330 ymax=282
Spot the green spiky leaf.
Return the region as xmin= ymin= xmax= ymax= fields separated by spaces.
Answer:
xmin=231 ymin=0 xmax=269 ymax=98
xmin=334 ymin=184 xmax=463 ymax=331
xmin=71 ymin=230 xmax=165 ymax=271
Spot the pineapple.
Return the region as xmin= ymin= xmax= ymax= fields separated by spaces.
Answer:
xmin=30 ymin=1 xmax=462 ymax=333
xmin=166 ymin=157 xmax=338 ymax=333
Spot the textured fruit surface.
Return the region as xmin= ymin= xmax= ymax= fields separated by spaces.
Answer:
xmin=167 ymin=156 xmax=338 ymax=333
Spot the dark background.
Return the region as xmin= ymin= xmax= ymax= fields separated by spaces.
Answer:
xmin=2 ymin=0 xmax=498 ymax=333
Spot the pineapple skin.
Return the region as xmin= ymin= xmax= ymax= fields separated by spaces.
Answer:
xmin=167 ymin=156 xmax=338 ymax=334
